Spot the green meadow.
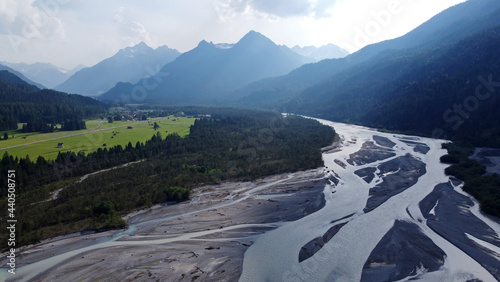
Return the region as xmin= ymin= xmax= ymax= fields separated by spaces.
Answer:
xmin=0 ymin=117 xmax=196 ymax=161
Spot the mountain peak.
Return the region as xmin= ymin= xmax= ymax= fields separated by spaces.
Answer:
xmin=196 ymin=40 xmax=219 ymax=51
xmin=120 ymin=42 xmax=153 ymax=56
xmin=234 ymin=30 xmax=275 ymax=50
xmin=240 ymin=30 xmax=270 ymax=42
xmin=134 ymin=41 xmax=147 ymax=47
xmin=246 ymin=30 xmax=260 ymax=36
xmin=155 ymin=45 xmax=170 ymax=51
xmin=197 ymin=40 xmax=211 ymax=47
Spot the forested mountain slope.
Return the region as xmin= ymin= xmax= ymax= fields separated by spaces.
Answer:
xmin=289 ymin=25 xmax=500 ymax=147
xmin=0 ymin=71 xmax=106 ymax=131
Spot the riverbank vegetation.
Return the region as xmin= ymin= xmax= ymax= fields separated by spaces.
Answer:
xmin=441 ymin=142 xmax=500 ymax=217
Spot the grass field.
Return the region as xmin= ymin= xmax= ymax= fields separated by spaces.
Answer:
xmin=0 ymin=117 xmax=196 ymax=161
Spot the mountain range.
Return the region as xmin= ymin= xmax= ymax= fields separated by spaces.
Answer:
xmin=291 ymin=44 xmax=349 ymax=61
xmin=223 ymin=0 xmax=500 ymax=148
xmin=3 ymin=0 xmax=499 ymax=146
xmin=282 ymin=0 xmax=500 ymax=146
xmin=0 ymin=62 xmax=84 ymax=89
xmin=0 ymin=64 xmax=46 ymax=89
xmin=99 ymin=31 xmax=314 ymax=104
xmin=234 ymin=0 xmax=500 ymax=110
xmin=55 ymin=42 xmax=180 ymax=96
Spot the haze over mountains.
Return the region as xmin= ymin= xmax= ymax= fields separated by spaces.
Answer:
xmin=0 ymin=62 xmax=83 ymax=89
xmin=291 ymin=44 xmax=349 ymax=61
xmin=100 ymin=30 xmax=314 ymax=104
xmin=55 ymin=42 xmax=180 ymax=96
xmin=0 ymin=64 xmax=46 ymax=89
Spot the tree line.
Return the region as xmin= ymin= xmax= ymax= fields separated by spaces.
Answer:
xmin=441 ymin=142 xmax=500 ymax=217
xmin=0 ymin=72 xmax=106 ymax=132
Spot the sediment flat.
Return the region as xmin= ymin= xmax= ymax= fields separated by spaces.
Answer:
xmin=1 ymin=169 xmax=327 ymax=282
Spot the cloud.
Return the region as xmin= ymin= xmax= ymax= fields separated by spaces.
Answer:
xmin=213 ymin=0 xmax=338 ymax=20
xmin=312 ymin=0 xmax=338 ymax=18
xmin=0 ymin=0 xmax=66 ymax=40
xmin=0 ymin=0 xmax=18 ymax=33
xmin=113 ymin=6 xmax=157 ymax=47
xmin=213 ymin=0 xmax=248 ymax=21
xmin=251 ymin=0 xmax=313 ymax=18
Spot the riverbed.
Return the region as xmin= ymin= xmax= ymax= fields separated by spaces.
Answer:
xmin=240 ymin=120 xmax=500 ymax=281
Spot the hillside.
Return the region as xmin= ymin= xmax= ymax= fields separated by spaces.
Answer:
xmin=0 ymin=71 xmax=106 ymax=131
xmin=1 ymin=62 xmax=77 ymax=89
xmin=0 ymin=64 xmax=46 ymax=89
xmin=288 ymin=25 xmax=500 ymax=147
xmin=0 ymin=70 xmax=40 ymax=91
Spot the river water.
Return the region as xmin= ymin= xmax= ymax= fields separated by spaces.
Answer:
xmin=240 ymin=119 xmax=500 ymax=281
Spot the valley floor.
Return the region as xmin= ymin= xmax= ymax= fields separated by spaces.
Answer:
xmin=2 ymin=120 xmax=500 ymax=281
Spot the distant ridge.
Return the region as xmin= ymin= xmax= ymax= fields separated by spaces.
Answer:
xmin=292 ymin=44 xmax=349 ymax=61
xmin=55 ymin=42 xmax=180 ymax=96
xmin=1 ymin=62 xmax=76 ymax=89
xmin=0 ymin=64 xmax=46 ymax=89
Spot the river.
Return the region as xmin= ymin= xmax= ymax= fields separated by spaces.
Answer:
xmin=2 ymin=119 xmax=500 ymax=281
xmin=239 ymin=119 xmax=500 ymax=281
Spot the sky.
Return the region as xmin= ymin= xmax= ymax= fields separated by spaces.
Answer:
xmin=0 ymin=0 xmax=466 ymax=70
